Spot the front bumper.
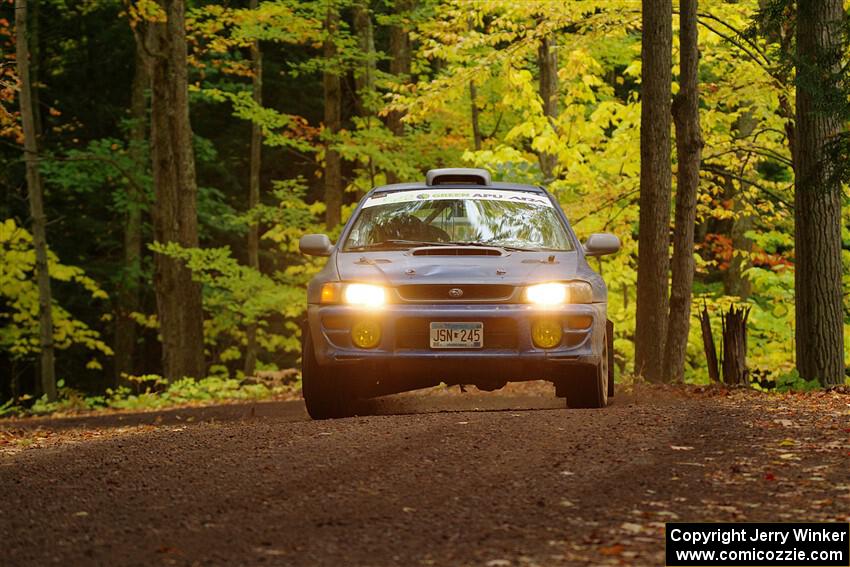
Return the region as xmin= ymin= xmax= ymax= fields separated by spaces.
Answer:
xmin=307 ymin=302 xmax=606 ymax=384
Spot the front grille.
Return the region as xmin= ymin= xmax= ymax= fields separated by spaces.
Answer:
xmin=395 ymin=317 xmax=517 ymax=350
xmin=396 ymin=284 xmax=514 ymax=302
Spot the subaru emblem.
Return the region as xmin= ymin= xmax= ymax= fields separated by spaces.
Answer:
xmin=448 ymin=288 xmax=464 ymax=298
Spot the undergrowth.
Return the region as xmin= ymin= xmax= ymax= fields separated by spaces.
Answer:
xmin=0 ymin=374 xmax=300 ymax=418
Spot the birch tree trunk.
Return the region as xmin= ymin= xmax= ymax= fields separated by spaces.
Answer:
xmin=794 ymin=0 xmax=846 ymax=385
xmin=244 ymin=0 xmax=263 ymax=377
xmin=662 ymin=0 xmax=701 ymax=383
xmin=634 ymin=0 xmax=672 ymax=383
xmin=15 ymin=0 xmax=56 ymax=401
xmin=147 ymin=0 xmax=205 ymax=381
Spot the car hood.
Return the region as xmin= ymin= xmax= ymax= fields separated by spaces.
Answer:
xmin=335 ymin=249 xmax=582 ymax=287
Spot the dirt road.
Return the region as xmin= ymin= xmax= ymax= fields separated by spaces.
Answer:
xmin=1 ymin=384 xmax=848 ymax=566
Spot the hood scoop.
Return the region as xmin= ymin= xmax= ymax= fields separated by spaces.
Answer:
xmin=411 ymin=246 xmax=504 ymax=257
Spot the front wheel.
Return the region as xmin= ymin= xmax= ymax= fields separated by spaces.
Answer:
xmin=301 ymin=329 xmax=353 ymax=420
xmin=564 ymin=334 xmax=609 ymax=409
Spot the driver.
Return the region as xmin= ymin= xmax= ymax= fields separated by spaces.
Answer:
xmin=369 ymin=213 xmax=450 ymax=244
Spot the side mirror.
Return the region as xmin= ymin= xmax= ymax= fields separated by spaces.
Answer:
xmin=299 ymin=234 xmax=333 ymax=257
xmin=584 ymin=233 xmax=621 ymax=257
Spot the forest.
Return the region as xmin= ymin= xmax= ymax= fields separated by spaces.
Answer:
xmin=1 ymin=0 xmax=848 ymax=411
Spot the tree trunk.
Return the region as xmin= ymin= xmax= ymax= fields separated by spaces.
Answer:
xmin=725 ymin=186 xmax=753 ymax=300
xmin=353 ymin=0 xmax=377 ymax=190
xmin=385 ymin=0 xmax=413 ymax=184
xmin=794 ymin=0 xmax=846 ymax=386
xmin=537 ymin=34 xmax=559 ymax=183
xmin=147 ymin=0 xmax=205 ymax=381
xmin=469 ymin=80 xmax=482 ymax=150
xmin=29 ymin=0 xmax=42 ymax=137
xmin=114 ymin=36 xmax=149 ymax=385
xmin=353 ymin=0 xmax=376 ymax=116
xmin=662 ymin=0 xmax=701 ymax=383
xmin=15 ymin=0 xmax=56 ymax=401
xmin=10 ymin=361 xmax=20 ymax=403
xmin=244 ymin=0 xmax=263 ymax=378
xmin=467 ymin=15 xmax=482 ymax=152
xmin=323 ymin=4 xmax=342 ymax=229
xmin=634 ymin=0 xmax=672 ymax=383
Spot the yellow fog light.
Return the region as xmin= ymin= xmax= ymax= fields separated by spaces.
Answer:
xmin=351 ymin=320 xmax=381 ymax=349
xmin=532 ymin=319 xmax=562 ymax=349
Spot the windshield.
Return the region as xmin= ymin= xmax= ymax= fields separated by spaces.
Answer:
xmin=343 ymin=189 xmax=573 ymax=251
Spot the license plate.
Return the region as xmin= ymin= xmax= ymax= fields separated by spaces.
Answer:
xmin=429 ymin=322 xmax=484 ymax=349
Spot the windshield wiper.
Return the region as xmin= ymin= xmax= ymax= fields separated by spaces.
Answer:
xmin=449 ymin=241 xmax=539 ymax=252
xmin=347 ymin=239 xmax=453 ymax=251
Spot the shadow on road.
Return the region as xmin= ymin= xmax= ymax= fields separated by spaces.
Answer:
xmin=2 ymin=382 xmax=599 ymax=432
xmin=352 ymin=389 xmax=566 ymax=417
xmin=0 ymin=399 xmax=308 ymax=432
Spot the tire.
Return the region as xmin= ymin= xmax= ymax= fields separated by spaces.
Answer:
xmin=606 ymin=319 xmax=615 ymax=398
xmin=565 ymin=332 xmax=609 ymax=409
xmin=301 ymin=329 xmax=353 ymax=420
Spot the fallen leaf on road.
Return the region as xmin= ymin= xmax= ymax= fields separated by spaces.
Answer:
xmin=621 ymin=522 xmax=642 ymax=534
xmin=156 ymin=546 xmax=179 ymax=554
xmin=599 ymin=545 xmax=624 ymax=556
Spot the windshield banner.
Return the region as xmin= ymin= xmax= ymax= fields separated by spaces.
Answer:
xmin=362 ymin=188 xmax=554 ymax=209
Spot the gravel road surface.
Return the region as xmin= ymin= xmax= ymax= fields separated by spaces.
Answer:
xmin=1 ymin=383 xmax=848 ymax=566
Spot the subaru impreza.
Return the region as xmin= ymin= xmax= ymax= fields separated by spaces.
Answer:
xmin=299 ymin=168 xmax=620 ymax=419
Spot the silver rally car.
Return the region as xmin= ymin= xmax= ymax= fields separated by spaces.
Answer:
xmin=299 ymin=168 xmax=620 ymax=419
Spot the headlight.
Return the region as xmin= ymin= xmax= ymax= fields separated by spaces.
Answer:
xmin=344 ymin=283 xmax=386 ymax=306
xmin=525 ymin=282 xmax=592 ymax=305
xmin=321 ymin=283 xmax=386 ymax=307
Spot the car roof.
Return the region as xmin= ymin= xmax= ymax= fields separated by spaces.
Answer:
xmin=370 ymin=182 xmax=546 ymax=194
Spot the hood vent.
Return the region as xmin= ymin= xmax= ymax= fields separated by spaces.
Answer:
xmin=411 ymin=246 xmax=503 ymax=256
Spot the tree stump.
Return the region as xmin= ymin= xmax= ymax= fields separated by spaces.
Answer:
xmin=721 ymin=305 xmax=751 ymax=385
xmin=699 ymin=303 xmax=720 ymax=382
xmin=700 ymin=303 xmax=751 ymax=385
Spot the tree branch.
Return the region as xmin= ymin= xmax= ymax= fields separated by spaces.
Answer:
xmin=695 ymin=11 xmax=771 ymax=65
xmin=571 ymin=187 xmax=639 ymax=226
xmin=701 ymin=162 xmax=793 ymax=209
xmin=37 ymin=154 xmax=152 ymax=206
